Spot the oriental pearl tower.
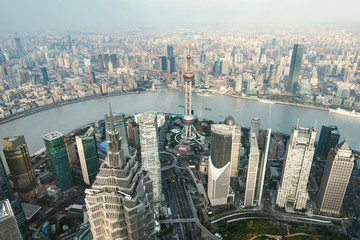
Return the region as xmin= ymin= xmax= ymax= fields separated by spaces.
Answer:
xmin=181 ymin=43 xmax=197 ymax=143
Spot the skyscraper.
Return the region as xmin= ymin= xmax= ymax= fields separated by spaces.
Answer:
xmin=268 ymin=64 xmax=277 ymax=88
xmin=208 ymin=117 xmax=241 ymax=206
xmin=250 ymin=117 xmax=261 ymax=140
xmin=75 ymin=127 xmax=100 ymax=185
xmin=14 ymin=38 xmax=25 ymax=57
xmin=41 ymin=67 xmax=48 ymax=85
xmin=0 ymin=47 xmax=6 ymax=65
xmin=2 ymin=135 xmax=36 ymax=194
xmin=126 ymin=121 xmax=139 ymax=146
xmin=276 ymin=126 xmax=316 ymax=210
xmin=287 ymin=44 xmax=304 ymax=93
xmin=105 ymin=112 xmax=130 ymax=157
xmin=169 ymin=57 xmax=176 ymax=73
xmin=85 ymin=106 xmax=156 ymax=240
xmin=167 ymin=45 xmax=174 ymax=59
xmin=317 ymin=139 xmax=354 ymax=215
xmin=110 ymin=54 xmax=118 ymax=68
xmin=0 ymin=156 xmax=30 ymax=240
xmin=97 ymin=54 xmax=104 ymax=69
xmin=0 ymin=199 xmax=23 ymax=240
xmin=244 ymin=130 xmax=271 ymax=207
xmin=67 ymin=35 xmax=72 ymax=50
xmin=159 ymin=56 xmax=167 ymax=72
xmin=244 ymin=133 xmax=260 ymax=207
xmin=235 ymin=74 xmax=242 ymax=92
xmin=317 ymin=125 xmax=340 ymax=157
xmin=137 ymin=112 xmax=161 ymax=203
xmin=44 ymin=132 xmax=74 ymax=191
xmin=204 ymin=71 xmax=210 ymax=88
xmin=212 ymin=60 xmax=220 ymax=78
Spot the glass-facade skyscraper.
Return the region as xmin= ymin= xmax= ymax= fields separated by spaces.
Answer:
xmin=44 ymin=132 xmax=74 ymax=191
xmin=287 ymin=44 xmax=304 ymax=93
xmin=317 ymin=125 xmax=340 ymax=157
xmin=0 ymin=156 xmax=30 ymax=239
xmin=75 ymin=127 xmax=100 ymax=185
xmin=41 ymin=67 xmax=49 ymax=85
xmin=2 ymin=135 xmax=36 ymax=194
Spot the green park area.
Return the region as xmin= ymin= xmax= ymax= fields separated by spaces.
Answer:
xmin=207 ymin=219 xmax=349 ymax=240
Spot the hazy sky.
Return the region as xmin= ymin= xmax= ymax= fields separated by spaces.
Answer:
xmin=0 ymin=0 xmax=359 ymax=32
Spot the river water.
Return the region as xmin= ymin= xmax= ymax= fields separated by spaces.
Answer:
xmin=1 ymin=89 xmax=360 ymax=157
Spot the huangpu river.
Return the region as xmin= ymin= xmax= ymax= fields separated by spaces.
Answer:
xmin=1 ymin=88 xmax=360 ymax=158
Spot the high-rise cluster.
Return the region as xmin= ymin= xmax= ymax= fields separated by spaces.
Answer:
xmin=85 ymin=105 xmax=156 ymax=240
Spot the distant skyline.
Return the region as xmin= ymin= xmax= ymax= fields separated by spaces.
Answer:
xmin=0 ymin=0 xmax=359 ymax=32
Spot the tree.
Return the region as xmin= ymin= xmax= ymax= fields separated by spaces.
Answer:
xmin=247 ymin=220 xmax=254 ymax=228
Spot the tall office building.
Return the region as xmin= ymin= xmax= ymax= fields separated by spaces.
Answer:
xmin=0 ymin=47 xmax=6 ymax=65
xmin=110 ymin=54 xmax=118 ymax=68
xmin=159 ymin=56 xmax=167 ymax=72
xmin=169 ymin=57 xmax=176 ymax=73
xmin=44 ymin=132 xmax=74 ymax=191
xmin=268 ymin=64 xmax=277 ymax=88
xmin=2 ymin=135 xmax=36 ymax=194
xmin=85 ymin=106 xmax=156 ymax=240
xmin=167 ymin=45 xmax=174 ymax=59
xmin=75 ymin=127 xmax=100 ymax=185
xmin=317 ymin=125 xmax=340 ymax=157
xmin=244 ymin=130 xmax=271 ymax=207
xmin=208 ymin=117 xmax=241 ymax=206
xmin=67 ymin=35 xmax=72 ymax=50
xmin=235 ymin=74 xmax=242 ymax=92
xmin=41 ymin=67 xmax=48 ymax=85
xmin=317 ymin=139 xmax=354 ymax=215
xmin=204 ymin=71 xmax=210 ymax=88
xmin=244 ymin=133 xmax=260 ymax=207
xmin=98 ymin=54 xmax=104 ymax=69
xmin=105 ymin=112 xmax=130 ymax=157
xmin=0 ymin=156 xmax=30 ymax=240
xmin=250 ymin=117 xmax=261 ymax=140
xmin=126 ymin=121 xmax=139 ymax=146
xmin=103 ymin=54 xmax=110 ymax=70
xmin=137 ymin=112 xmax=161 ymax=203
xmin=15 ymin=38 xmax=25 ymax=57
xmin=287 ymin=44 xmax=304 ymax=93
xmin=212 ymin=60 xmax=220 ymax=78
xmin=0 ymin=199 xmax=23 ymax=240
xmin=276 ymin=126 xmax=316 ymax=210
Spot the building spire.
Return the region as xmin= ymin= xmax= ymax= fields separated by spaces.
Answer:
xmin=109 ymin=103 xmax=115 ymax=133
xmin=187 ymin=27 xmax=191 ymax=71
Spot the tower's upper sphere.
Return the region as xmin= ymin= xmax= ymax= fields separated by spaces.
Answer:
xmin=183 ymin=71 xmax=194 ymax=79
xmin=224 ymin=115 xmax=236 ymax=126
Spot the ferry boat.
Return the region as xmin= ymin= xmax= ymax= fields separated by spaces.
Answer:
xmin=204 ymin=108 xmax=212 ymax=111
xmin=195 ymin=92 xmax=212 ymax=97
xmin=329 ymin=108 xmax=360 ymax=118
xmin=258 ymin=99 xmax=275 ymax=104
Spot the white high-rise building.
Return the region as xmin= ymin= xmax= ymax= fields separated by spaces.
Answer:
xmin=276 ymin=126 xmax=316 ymax=210
xmin=235 ymin=74 xmax=242 ymax=92
xmin=250 ymin=117 xmax=260 ymax=140
xmin=85 ymin=105 xmax=156 ymax=240
xmin=208 ymin=116 xmax=241 ymax=206
xmin=244 ymin=130 xmax=271 ymax=207
xmin=0 ymin=199 xmax=23 ymax=240
xmin=137 ymin=112 xmax=162 ymax=203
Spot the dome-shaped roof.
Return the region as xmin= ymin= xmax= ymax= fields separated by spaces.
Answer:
xmin=224 ymin=115 xmax=236 ymax=125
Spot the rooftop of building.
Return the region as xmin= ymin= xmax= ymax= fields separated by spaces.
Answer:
xmin=0 ymin=199 xmax=12 ymax=219
xmin=21 ymin=202 xmax=42 ymax=220
xmin=43 ymin=131 xmax=63 ymax=141
xmin=211 ymin=123 xmax=236 ymax=135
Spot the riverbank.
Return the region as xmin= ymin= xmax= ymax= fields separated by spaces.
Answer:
xmin=0 ymin=90 xmax=147 ymax=125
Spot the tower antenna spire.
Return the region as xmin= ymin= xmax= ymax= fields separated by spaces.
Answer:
xmin=187 ymin=26 xmax=191 ymax=71
xmin=109 ymin=103 xmax=115 ymax=133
